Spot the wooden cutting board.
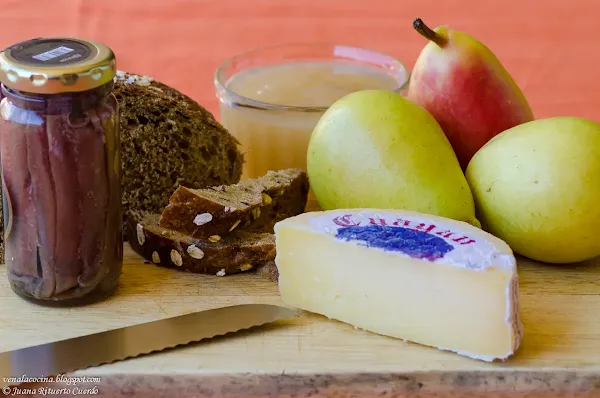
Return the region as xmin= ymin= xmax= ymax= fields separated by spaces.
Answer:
xmin=1 ymin=216 xmax=600 ymax=397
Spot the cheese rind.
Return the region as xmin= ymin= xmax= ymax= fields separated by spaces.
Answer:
xmin=274 ymin=208 xmax=523 ymax=362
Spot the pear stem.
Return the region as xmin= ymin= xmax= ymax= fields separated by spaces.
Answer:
xmin=413 ymin=18 xmax=447 ymax=47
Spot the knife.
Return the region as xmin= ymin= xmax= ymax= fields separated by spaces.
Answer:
xmin=0 ymin=303 xmax=297 ymax=387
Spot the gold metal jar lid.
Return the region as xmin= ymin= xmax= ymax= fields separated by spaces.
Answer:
xmin=0 ymin=37 xmax=116 ymax=94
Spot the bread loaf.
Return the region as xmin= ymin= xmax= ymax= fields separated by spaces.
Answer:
xmin=128 ymin=212 xmax=276 ymax=275
xmin=115 ymin=71 xmax=245 ymax=227
xmin=159 ymin=169 xmax=309 ymax=239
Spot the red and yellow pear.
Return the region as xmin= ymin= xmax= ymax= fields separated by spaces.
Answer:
xmin=407 ymin=18 xmax=534 ymax=170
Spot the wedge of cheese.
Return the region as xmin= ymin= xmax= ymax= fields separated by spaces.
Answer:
xmin=274 ymin=209 xmax=523 ymax=362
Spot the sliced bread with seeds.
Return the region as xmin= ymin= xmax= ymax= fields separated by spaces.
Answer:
xmin=128 ymin=211 xmax=275 ymax=275
xmin=158 ymin=168 xmax=308 ymax=239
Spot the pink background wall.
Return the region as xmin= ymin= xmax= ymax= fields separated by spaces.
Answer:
xmin=1 ymin=0 xmax=597 ymax=121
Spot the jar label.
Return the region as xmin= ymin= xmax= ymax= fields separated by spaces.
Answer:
xmin=9 ymin=38 xmax=93 ymax=66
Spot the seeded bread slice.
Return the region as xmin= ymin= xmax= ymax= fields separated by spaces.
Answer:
xmin=128 ymin=212 xmax=275 ymax=276
xmin=114 ymin=71 xmax=244 ymax=232
xmin=158 ymin=169 xmax=309 ymax=239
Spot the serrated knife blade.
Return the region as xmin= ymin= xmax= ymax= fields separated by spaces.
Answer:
xmin=0 ymin=303 xmax=297 ymax=387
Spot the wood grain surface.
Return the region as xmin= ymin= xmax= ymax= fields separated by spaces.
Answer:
xmin=1 ymin=1 xmax=600 ymax=396
xmin=1 ymin=238 xmax=600 ymax=397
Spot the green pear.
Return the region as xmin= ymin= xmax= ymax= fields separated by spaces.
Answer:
xmin=307 ymin=89 xmax=479 ymax=226
xmin=466 ymin=116 xmax=600 ymax=264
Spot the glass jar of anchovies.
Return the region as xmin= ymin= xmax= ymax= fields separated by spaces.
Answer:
xmin=0 ymin=37 xmax=123 ymax=306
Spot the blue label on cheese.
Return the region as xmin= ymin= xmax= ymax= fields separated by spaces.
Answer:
xmin=307 ymin=211 xmax=511 ymax=270
xmin=336 ymin=225 xmax=455 ymax=261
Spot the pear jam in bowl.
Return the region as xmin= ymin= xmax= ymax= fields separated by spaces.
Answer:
xmin=214 ymin=43 xmax=410 ymax=180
